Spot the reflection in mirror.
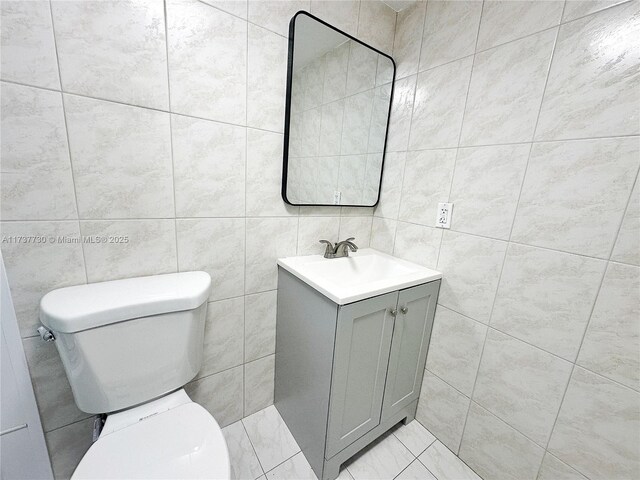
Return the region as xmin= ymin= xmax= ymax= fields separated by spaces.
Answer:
xmin=283 ymin=12 xmax=395 ymax=206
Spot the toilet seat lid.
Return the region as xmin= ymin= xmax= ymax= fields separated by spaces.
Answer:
xmin=72 ymin=403 xmax=230 ymax=479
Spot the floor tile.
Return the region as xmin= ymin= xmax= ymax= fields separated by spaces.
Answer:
xmin=392 ymin=421 xmax=436 ymax=457
xmin=337 ymin=468 xmax=354 ymax=480
xmin=242 ymin=405 xmax=300 ymax=472
xmin=222 ymin=421 xmax=264 ymax=480
xmin=346 ymin=433 xmax=414 ymax=480
xmin=419 ymin=441 xmax=481 ymax=480
xmin=265 ymin=452 xmax=317 ymax=480
xmin=396 ymin=459 xmax=437 ymax=480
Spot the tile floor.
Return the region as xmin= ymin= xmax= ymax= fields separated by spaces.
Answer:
xmin=223 ymin=405 xmax=482 ymax=480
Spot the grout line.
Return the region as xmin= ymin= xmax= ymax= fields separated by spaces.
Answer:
xmin=46 ymin=0 xmax=88 ymax=286
xmin=239 ymin=419 xmax=268 ymax=477
xmin=434 ymin=0 xmax=485 ymax=269
xmin=426 ymin=366 xmax=472 ymax=400
xmin=0 ymin=78 xmax=284 ymax=137
xmin=433 ymin=303 xmax=597 ymax=373
xmin=538 ymin=255 xmax=610 ymax=456
xmin=417 ymin=457 xmax=441 ymax=480
xmin=392 ymin=426 xmax=436 ymax=459
xmin=506 ymin=20 xmax=562 ymax=241
xmin=382 ymin=132 xmax=640 ymax=153
xmin=411 ymin=0 xmax=633 ymax=80
xmin=457 ymin=254 xmax=507 ymax=447
xmin=384 ymin=0 xmax=428 ymax=253
xmin=163 ymin=0 xmax=180 ymax=274
xmin=197 ymin=0 xmax=289 ymax=41
xmin=416 ymin=436 xmax=481 ymax=480
xmin=242 ymin=0 xmax=250 ymax=419
xmin=43 ymin=414 xmax=94 ymax=435
xmin=607 ymin=165 xmax=640 ymax=261
xmin=262 ymin=451 xmax=303 ymax=477
xmin=457 ymin=11 xmax=562 ymax=455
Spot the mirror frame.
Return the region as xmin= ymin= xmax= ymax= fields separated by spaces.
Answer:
xmin=281 ymin=11 xmax=396 ymax=207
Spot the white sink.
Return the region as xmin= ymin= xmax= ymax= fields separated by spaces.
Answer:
xmin=277 ymin=248 xmax=442 ymax=305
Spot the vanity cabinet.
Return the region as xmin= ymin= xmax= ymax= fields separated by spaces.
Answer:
xmin=275 ymin=268 xmax=440 ymax=480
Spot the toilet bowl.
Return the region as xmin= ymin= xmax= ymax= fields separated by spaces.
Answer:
xmin=39 ymin=272 xmax=230 ymax=479
xmin=72 ymin=390 xmax=229 ymax=479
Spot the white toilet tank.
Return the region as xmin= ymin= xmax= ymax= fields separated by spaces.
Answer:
xmin=39 ymin=272 xmax=211 ymax=414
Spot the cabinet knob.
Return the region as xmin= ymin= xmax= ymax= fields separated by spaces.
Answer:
xmin=400 ymin=306 xmax=408 ymax=315
xmin=388 ymin=308 xmax=398 ymax=317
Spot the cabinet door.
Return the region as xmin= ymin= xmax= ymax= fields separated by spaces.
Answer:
xmin=326 ymin=291 xmax=398 ymax=458
xmin=381 ymin=281 xmax=439 ymax=421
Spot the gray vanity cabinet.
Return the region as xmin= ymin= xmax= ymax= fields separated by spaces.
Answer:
xmin=325 ymin=291 xmax=398 ymax=457
xmin=275 ymin=268 xmax=440 ymax=480
xmin=381 ymin=283 xmax=439 ymax=421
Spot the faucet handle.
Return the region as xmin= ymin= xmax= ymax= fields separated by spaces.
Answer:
xmin=319 ymin=239 xmax=335 ymax=257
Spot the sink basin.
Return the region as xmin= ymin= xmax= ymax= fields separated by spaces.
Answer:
xmin=277 ymin=248 xmax=442 ymax=305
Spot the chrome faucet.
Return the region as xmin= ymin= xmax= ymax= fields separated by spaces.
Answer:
xmin=319 ymin=237 xmax=358 ymax=259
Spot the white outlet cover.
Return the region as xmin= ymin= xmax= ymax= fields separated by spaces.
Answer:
xmin=436 ymin=202 xmax=453 ymax=228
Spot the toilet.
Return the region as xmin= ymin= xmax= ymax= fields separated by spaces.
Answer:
xmin=39 ymin=271 xmax=230 ymax=479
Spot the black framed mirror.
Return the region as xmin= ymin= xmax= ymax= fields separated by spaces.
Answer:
xmin=282 ymin=11 xmax=396 ymax=207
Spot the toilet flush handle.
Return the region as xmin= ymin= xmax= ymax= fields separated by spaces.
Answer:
xmin=37 ymin=326 xmax=56 ymax=342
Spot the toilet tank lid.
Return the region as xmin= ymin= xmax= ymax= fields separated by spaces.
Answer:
xmin=40 ymin=272 xmax=211 ymax=334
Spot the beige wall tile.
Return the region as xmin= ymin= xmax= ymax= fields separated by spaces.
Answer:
xmin=51 ymin=0 xmax=168 ymax=109
xmin=426 ymin=306 xmax=486 ymax=396
xmin=419 ymin=0 xmax=481 ymax=71
xmin=491 ymin=244 xmax=606 ymax=360
xmin=198 ymin=297 xmax=245 ymax=378
xmin=511 ymin=137 xmax=639 ymax=258
xmin=0 ymin=0 xmax=60 ymax=89
xmin=536 ymin=2 xmax=640 ymax=141
xmin=81 ymin=220 xmax=177 ymax=283
xmin=437 ymin=231 xmax=507 ymax=324
xmin=450 ymin=144 xmax=529 ymax=240
xmin=472 ymin=330 xmax=573 ymax=446
xmin=65 ymin=95 xmax=174 ymax=219
xmin=460 ymin=29 xmax=556 ymax=146
xmin=476 ymin=0 xmax=563 ymax=51
xmin=172 ymin=114 xmax=246 ymax=217
xmin=1 ymin=221 xmax=86 ymax=337
xmin=577 ymin=262 xmax=640 ymax=390
xmin=167 ymin=0 xmax=247 ymax=123
xmin=185 ymin=366 xmax=244 ymax=427
xmin=1 ymin=83 xmax=76 ymax=221
xmin=548 ymin=367 xmax=640 ymax=479
xmin=416 ymin=370 xmax=470 ymax=454
xmin=459 ymin=403 xmax=545 ymax=480
xmin=46 ymin=418 xmax=94 ymax=480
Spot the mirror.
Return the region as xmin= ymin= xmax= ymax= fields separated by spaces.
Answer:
xmin=282 ymin=12 xmax=395 ymax=206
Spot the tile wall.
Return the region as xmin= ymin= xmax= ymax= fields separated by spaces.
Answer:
xmin=0 ymin=0 xmax=396 ymax=477
xmin=378 ymin=1 xmax=639 ymax=480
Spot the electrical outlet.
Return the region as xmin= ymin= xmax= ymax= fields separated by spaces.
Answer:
xmin=436 ymin=202 xmax=453 ymax=229
xmin=333 ymin=191 xmax=342 ymax=205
